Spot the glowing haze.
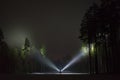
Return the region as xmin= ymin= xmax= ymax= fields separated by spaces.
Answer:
xmin=0 ymin=0 xmax=98 ymax=62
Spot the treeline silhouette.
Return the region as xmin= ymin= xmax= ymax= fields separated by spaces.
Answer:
xmin=79 ymin=0 xmax=120 ymax=74
xmin=0 ymin=28 xmax=51 ymax=74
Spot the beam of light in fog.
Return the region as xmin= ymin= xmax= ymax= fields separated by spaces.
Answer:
xmin=61 ymin=46 xmax=89 ymax=72
xmin=61 ymin=52 xmax=84 ymax=72
xmin=30 ymin=48 xmax=60 ymax=72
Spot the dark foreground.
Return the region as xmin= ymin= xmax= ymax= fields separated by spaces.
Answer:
xmin=0 ymin=74 xmax=120 ymax=80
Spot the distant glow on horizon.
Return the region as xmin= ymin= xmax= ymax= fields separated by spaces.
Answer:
xmin=40 ymin=46 xmax=46 ymax=57
xmin=91 ymin=44 xmax=94 ymax=53
xmin=81 ymin=46 xmax=89 ymax=56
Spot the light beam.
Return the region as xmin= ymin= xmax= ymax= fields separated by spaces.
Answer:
xmin=61 ymin=46 xmax=89 ymax=72
xmin=61 ymin=51 xmax=84 ymax=72
xmin=31 ymin=48 xmax=60 ymax=72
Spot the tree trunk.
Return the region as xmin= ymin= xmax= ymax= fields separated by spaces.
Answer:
xmin=105 ymin=36 xmax=109 ymax=73
xmin=95 ymin=43 xmax=98 ymax=74
xmin=88 ymin=38 xmax=92 ymax=74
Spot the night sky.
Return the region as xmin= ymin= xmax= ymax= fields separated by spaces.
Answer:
xmin=0 ymin=0 xmax=98 ymax=61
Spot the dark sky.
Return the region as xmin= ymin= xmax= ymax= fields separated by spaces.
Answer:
xmin=0 ymin=0 xmax=98 ymax=61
